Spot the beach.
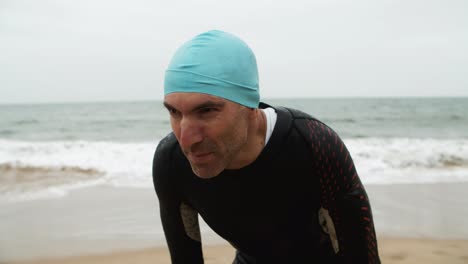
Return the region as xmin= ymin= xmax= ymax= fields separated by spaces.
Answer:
xmin=6 ymin=238 xmax=468 ymax=264
xmin=1 ymin=98 xmax=468 ymax=263
xmin=2 ymin=183 xmax=468 ymax=264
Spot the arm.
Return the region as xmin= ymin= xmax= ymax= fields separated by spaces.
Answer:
xmin=303 ymin=119 xmax=381 ymax=263
xmin=153 ymin=135 xmax=204 ymax=264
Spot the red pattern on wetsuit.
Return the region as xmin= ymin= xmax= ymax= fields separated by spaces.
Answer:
xmin=307 ymin=119 xmax=380 ymax=263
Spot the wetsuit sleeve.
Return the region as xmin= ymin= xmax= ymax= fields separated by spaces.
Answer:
xmin=152 ymin=137 xmax=204 ymax=264
xmin=301 ymin=119 xmax=380 ymax=263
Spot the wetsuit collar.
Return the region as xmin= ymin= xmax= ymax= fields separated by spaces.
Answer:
xmin=255 ymin=102 xmax=293 ymax=164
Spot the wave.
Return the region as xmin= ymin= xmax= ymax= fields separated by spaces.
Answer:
xmin=322 ymin=118 xmax=356 ymax=123
xmin=0 ymin=129 xmax=15 ymax=136
xmin=345 ymin=138 xmax=468 ymax=185
xmin=0 ymin=163 xmax=105 ymax=202
xmin=0 ymin=163 xmax=104 ymax=187
xmin=449 ymin=114 xmax=464 ymax=121
xmin=13 ymin=119 xmax=40 ymax=125
xmin=0 ymin=139 xmax=159 ymax=202
xmin=1 ymin=137 xmax=468 ymax=202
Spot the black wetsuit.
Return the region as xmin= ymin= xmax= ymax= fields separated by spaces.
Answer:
xmin=153 ymin=104 xmax=380 ymax=264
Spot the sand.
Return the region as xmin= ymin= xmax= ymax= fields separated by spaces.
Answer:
xmin=5 ymin=238 xmax=468 ymax=264
xmin=2 ymin=183 xmax=468 ymax=263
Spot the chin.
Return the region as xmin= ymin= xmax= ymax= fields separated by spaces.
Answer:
xmin=191 ymin=165 xmax=223 ymax=179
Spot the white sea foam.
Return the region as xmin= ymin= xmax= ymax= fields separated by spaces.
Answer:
xmin=1 ymin=138 xmax=468 ymax=202
xmin=345 ymin=137 xmax=468 ymax=185
xmin=0 ymin=139 xmax=158 ymax=202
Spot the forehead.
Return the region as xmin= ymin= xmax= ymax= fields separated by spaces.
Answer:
xmin=164 ymin=92 xmax=230 ymax=110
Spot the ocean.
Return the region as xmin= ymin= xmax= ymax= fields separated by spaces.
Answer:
xmin=1 ymin=97 xmax=468 ymax=203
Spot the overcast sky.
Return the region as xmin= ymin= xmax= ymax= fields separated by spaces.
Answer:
xmin=1 ymin=0 xmax=467 ymax=104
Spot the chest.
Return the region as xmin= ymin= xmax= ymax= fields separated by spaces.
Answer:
xmin=183 ymin=154 xmax=321 ymax=252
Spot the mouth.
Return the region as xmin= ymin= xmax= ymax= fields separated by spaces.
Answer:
xmin=189 ymin=152 xmax=214 ymax=164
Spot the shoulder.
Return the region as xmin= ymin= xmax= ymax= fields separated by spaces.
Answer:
xmin=152 ymin=132 xmax=179 ymax=198
xmin=153 ymin=132 xmax=179 ymax=173
xmin=154 ymin=132 xmax=179 ymax=160
xmin=280 ymin=106 xmax=312 ymax=120
xmin=153 ymin=132 xmax=179 ymax=169
xmin=270 ymin=103 xmax=321 ymax=124
xmin=273 ymin=105 xmax=337 ymax=139
xmin=272 ymin=105 xmax=347 ymax=157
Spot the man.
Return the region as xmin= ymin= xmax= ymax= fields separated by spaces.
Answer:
xmin=153 ymin=30 xmax=380 ymax=263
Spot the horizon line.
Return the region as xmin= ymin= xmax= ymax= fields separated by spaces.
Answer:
xmin=1 ymin=95 xmax=467 ymax=106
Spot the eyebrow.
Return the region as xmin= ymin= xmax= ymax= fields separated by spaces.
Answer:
xmin=163 ymin=100 xmax=225 ymax=113
xmin=163 ymin=101 xmax=175 ymax=110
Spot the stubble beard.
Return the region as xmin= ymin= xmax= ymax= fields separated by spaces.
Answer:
xmin=189 ymin=134 xmax=246 ymax=178
xmin=189 ymin=111 xmax=249 ymax=179
xmin=187 ymin=140 xmax=224 ymax=178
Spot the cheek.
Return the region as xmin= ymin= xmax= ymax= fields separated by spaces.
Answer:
xmin=219 ymin=117 xmax=248 ymax=145
xmin=201 ymin=123 xmax=228 ymax=147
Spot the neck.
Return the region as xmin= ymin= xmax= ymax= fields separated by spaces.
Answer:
xmin=255 ymin=108 xmax=267 ymax=147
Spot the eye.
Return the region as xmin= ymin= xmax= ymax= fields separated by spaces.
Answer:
xmin=198 ymin=107 xmax=220 ymax=116
xmin=200 ymin=107 xmax=215 ymax=113
xmin=166 ymin=107 xmax=181 ymax=117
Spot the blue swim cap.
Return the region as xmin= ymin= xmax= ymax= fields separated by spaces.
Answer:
xmin=164 ymin=30 xmax=260 ymax=108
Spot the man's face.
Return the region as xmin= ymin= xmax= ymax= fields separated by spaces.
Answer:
xmin=163 ymin=92 xmax=251 ymax=178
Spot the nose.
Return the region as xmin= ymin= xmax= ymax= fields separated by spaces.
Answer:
xmin=178 ymin=117 xmax=203 ymax=151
